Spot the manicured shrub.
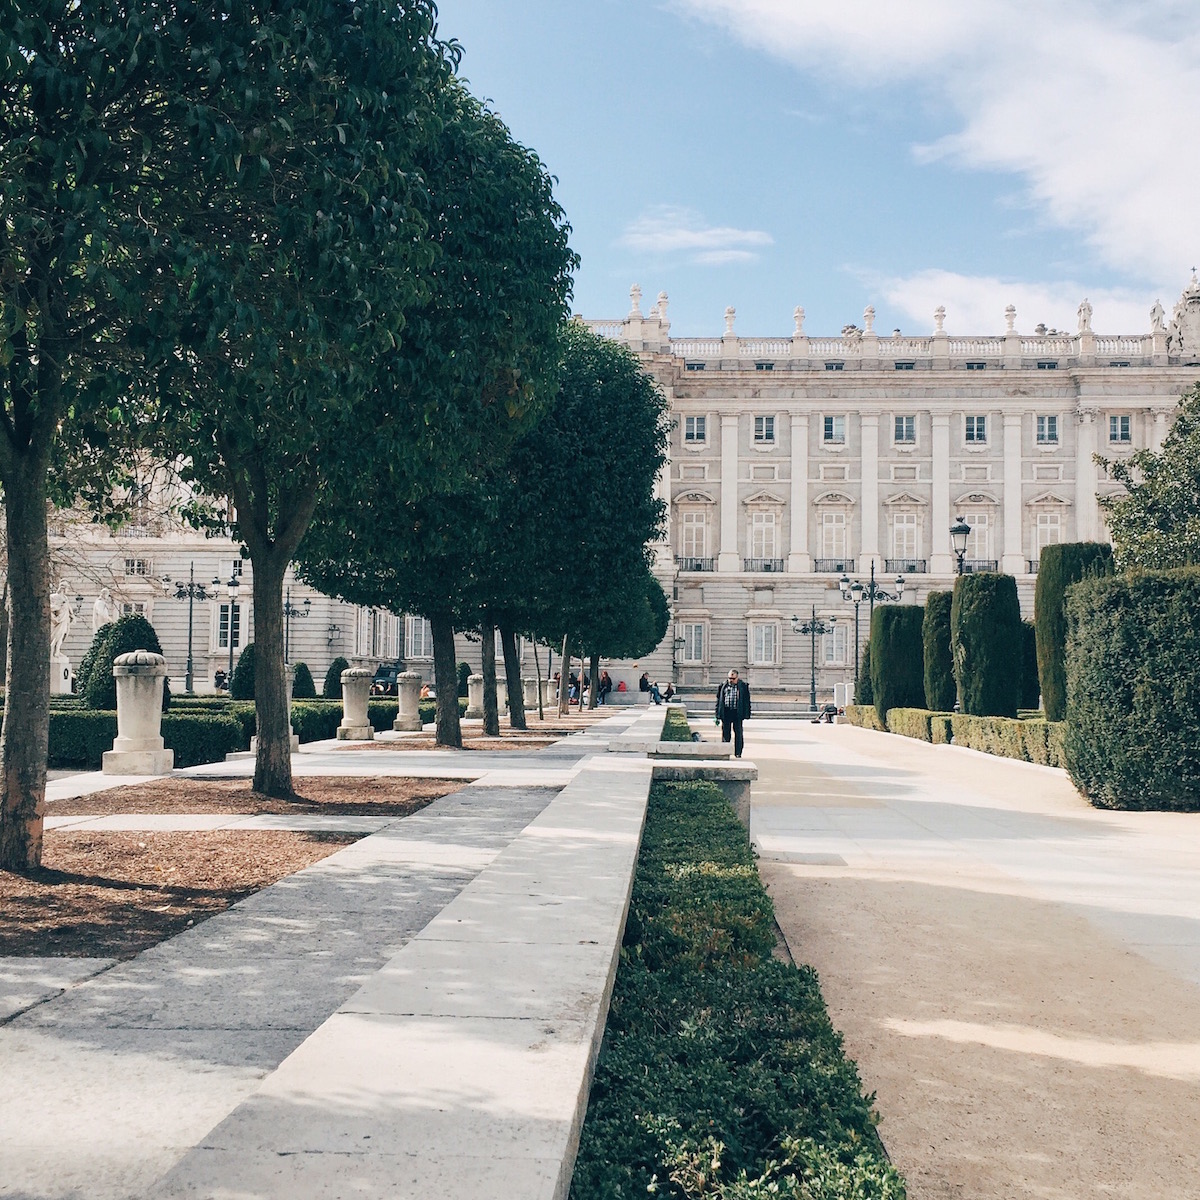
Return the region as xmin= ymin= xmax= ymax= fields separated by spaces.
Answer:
xmin=457 ymin=660 xmax=471 ymax=697
xmin=230 ymin=642 xmax=256 ymax=699
xmin=290 ymin=702 xmax=342 ymax=743
xmin=80 ymin=614 xmax=168 ymax=712
xmin=368 ymin=699 xmax=398 ymax=731
xmin=660 ymin=707 xmax=693 ymax=742
xmin=930 ymin=713 xmax=954 ymax=744
xmin=291 ymin=661 xmax=317 ymax=699
xmin=949 ymin=714 xmax=1025 ymax=758
xmin=887 ymin=707 xmax=934 ymax=741
xmin=853 ymin=638 xmax=873 ymax=706
xmin=323 ymin=656 xmax=350 ymax=699
xmin=228 ymin=701 xmax=257 ymax=746
xmin=1020 ymin=620 xmax=1041 ymax=710
xmin=951 ymin=573 xmax=1023 ymax=717
xmin=1034 ymin=542 xmax=1113 ymax=721
xmin=869 ymin=604 xmax=925 ymax=725
xmin=922 ymin=590 xmax=955 ymax=712
xmin=843 ymin=704 xmax=886 ymax=731
xmin=48 ymin=711 xmax=117 ymax=768
xmin=1064 ymin=568 xmax=1200 ymax=810
xmin=48 ymin=710 xmax=244 ymax=769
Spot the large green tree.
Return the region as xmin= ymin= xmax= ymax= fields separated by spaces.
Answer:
xmin=1099 ymin=383 xmax=1200 ymax=569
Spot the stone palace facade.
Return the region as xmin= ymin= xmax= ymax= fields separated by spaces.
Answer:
xmin=585 ymin=277 xmax=1200 ymax=696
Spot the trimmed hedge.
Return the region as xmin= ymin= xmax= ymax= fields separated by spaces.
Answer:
xmin=1034 ymin=542 xmax=1113 ymax=721
xmin=946 ymin=714 xmax=1066 ymax=768
xmin=230 ymin=643 xmax=256 ymax=699
xmin=323 ymin=656 xmax=350 ymax=699
xmin=570 ymin=780 xmax=904 ymax=1199
xmin=843 ymin=704 xmax=886 ymax=731
xmin=1020 ymin=620 xmax=1040 ymax=710
xmin=854 ymin=638 xmax=873 ymax=706
xmin=870 ymin=604 xmax=925 ymax=725
xmin=49 ymin=710 xmax=245 ymax=770
xmin=80 ymin=614 xmax=168 ymax=711
xmin=951 ymin=573 xmax=1023 ymax=717
xmin=922 ymin=590 xmax=955 ymax=712
xmin=292 ymin=662 xmax=317 ymax=699
xmin=368 ymin=699 xmax=398 ymax=731
xmin=291 ymin=701 xmax=341 ymax=744
xmin=1064 ymin=568 xmax=1200 ymax=810
xmin=660 ymin=706 xmax=693 ymax=742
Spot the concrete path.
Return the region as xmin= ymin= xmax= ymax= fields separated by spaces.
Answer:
xmin=747 ymin=720 xmax=1200 ymax=1200
xmin=2 ymin=709 xmax=657 ymax=1200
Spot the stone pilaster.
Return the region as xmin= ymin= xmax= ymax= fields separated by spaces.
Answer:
xmin=1002 ymin=412 xmax=1025 ymax=573
xmin=859 ymin=413 xmax=880 ymax=570
xmin=718 ymin=412 xmax=740 ymax=572
xmin=787 ymin=411 xmax=810 ymax=572
xmin=930 ymin=413 xmax=953 ymax=574
xmin=1075 ymin=408 xmax=1100 ymax=541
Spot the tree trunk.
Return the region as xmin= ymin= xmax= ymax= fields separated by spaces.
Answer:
xmin=431 ymin=613 xmax=462 ymax=748
xmin=251 ymin=553 xmax=293 ymax=798
xmin=588 ymin=653 xmax=600 ymax=710
xmin=0 ymin=459 xmax=51 ymax=870
xmin=533 ymin=640 xmax=544 ymax=721
xmin=498 ymin=621 xmax=526 ymax=730
xmin=480 ymin=619 xmax=500 ymax=737
xmin=557 ymin=634 xmax=570 ymax=716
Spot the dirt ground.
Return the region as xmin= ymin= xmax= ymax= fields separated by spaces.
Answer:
xmin=3 ymin=776 xmax=460 ymax=959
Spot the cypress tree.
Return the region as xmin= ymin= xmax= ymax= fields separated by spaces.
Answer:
xmin=323 ymin=656 xmax=350 ymax=699
xmin=292 ymin=662 xmax=316 ymax=699
xmin=922 ymin=590 xmax=955 ymax=711
xmin=231 ymin=643 xmax=256 ymax=700
xmin=870 ymin=605 xmax=926 ymax=724
xmin=1020 ymin=620 xmax=1041 ymax=710
xmin=951 ymin=573 xmax=1023 ymax=717
xmin=1034 ymin=542 xmax=1114 ymax=721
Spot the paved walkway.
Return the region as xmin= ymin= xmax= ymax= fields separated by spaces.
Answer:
xmin=1 ymin=708 xmax=668 ymax=1199
xmin=747 ymin=719 xmax=1200 ymax=1200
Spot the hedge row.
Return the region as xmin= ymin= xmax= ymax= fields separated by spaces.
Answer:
xmin=870 ymin=604 xmax=925 ymax=725
xmin=842 ymin=705 xmax=886 ymax=731
xmin=951 ymin=572 xmax=1023 ymax=717
xmin=570 ymin=780 xmax=903 ymax=1199
xmin=886 ymin=706 xmax=952 ymax=745
xmin=660 ymin=706 xmax=693 ymax=742
xmin=49 ymin=711 xmax=244 ymax=770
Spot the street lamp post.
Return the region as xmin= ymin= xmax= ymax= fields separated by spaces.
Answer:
xmin=282 ymin=587 xmax=311 ymax=664
xmin=950 ymin=516 xmax=972 ymax=575
xmin=212 ymin=573 xmax=241 ymax=685
xmin=164 ymin=563 xmax=209 ymax=693
xmin=839 ymin=563 xmax=905 ymax=684
xmin=791 ymin=606 xmax=837 ymax=712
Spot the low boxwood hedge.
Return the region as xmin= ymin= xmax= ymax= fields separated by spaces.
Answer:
xmin=570 ymin=781 xmax=904 ymax=1199
xmin=48 ymin=710 xmax=245 ymax=770
xmin=842 ymin=704 xmax=886 ymax=731
xmin=660 ymin=707 xmax=693 ymax=742
xmin=886 ymin=707 xmax=952 ymax=743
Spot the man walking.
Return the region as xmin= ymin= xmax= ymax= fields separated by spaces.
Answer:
xmin=715 ymin=668 xmax=752 ymax=758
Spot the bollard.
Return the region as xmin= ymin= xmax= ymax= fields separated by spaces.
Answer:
xmin=103 ymin=650 xmax=173 ymax=775
xmin=337 ymin=667 xmax=375 ymax=740
xmin=522 ymin=677 xmax=538 ymax=709
xmin=465 ymin=673 xmax=484 ymax=719
xmin=394 ymin=671 xmax=424 ymax=731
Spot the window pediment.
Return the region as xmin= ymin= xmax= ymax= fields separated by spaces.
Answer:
xmin=813 ymin=489 xmax=856 ymax=506
xmin=675 ymin=490 xmax=716 ymax=505
xmin=883 ymin=490 xmax=927 ymax=507
xmin=954 ymin=490 xmax=1000 ymax=507
xmin=1028 ymin=490 xmax=1073 ymax=507
xmin=743 ymin=489 xmax=786 ymax=508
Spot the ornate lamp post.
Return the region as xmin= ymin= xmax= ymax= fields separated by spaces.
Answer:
xmin=212 ymin=573 xmax=241 ymax=685
xmin=839 ymin=563 xmax=905 ymax=684
xmin=950 ymin=516 xmax=972 ymax=575
xmin=791 ymin=606 xmax=837 ymax=712
xmin=163 ymin=563 xmax=209 ymax=693
xmin=282 ymin=587 xmax=311 ymax=663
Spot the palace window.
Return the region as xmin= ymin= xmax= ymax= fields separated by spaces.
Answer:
xmin=965 ymin=361 xmax=987 ymax=370
xmin=892 ymin=512 xmax=919 ymax=560
xmin=404 ymin=615 xmax=433 ymax=659
xmin=820 ymin=511 xmax=848 ymax=559
xmin=822 ymin=624 xmax=848 ymax=666
xmin=124 ymin=558 xmax=151 ymax=576
xmin=1034 ymin=511 xmax=1062 ymax=558
xmin=754 ymin=415 xmax=775 ymax=443
xmin=965 ymin=415 xmax=987 ymax=444
xmin=679 ymin=623 xmax=706 ymax=664
xmin=894 ymin=415 xmax=915 ymax=444
xmin=750 ymin=512 xmax=777 ymax=559
xmin=823 ymin=415 xmax=846 ymax=444
xmin=963 ymin=511 xmax=991 ymax=560
xmin=894 ymin=361 xmax=915 ymax=371
xmin=1036 ymin=415 xmax=1059 ymax=445
xmin=218 ymin=603 xmax=242 ymax=651
xmin=749 ymin=622 xmax=778 ymax=666
xmin=684 ymin=416 xmax=707 ymax=444
xmin=122 ymin=601 xmax=147 ymax=617
xmin=1109 ymin=414 xmax=1131 ymax=444
xmin=825 ymin=361 xmax=845 ymax=371
xmin=680 ymin=511 xmax=708 ymax=559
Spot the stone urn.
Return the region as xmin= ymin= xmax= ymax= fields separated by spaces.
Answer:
xmin=337 ymin=667 xmax=375 ymax=740
xmin=394 ymin=671 xmax=423 ymax=731
xmin=465 ymin=673 xmax=484 ymax=719
xmin=102 ymin=650 xmax=173 ymax=775
xmin=522 ymin=677 xmax=539 ymax=709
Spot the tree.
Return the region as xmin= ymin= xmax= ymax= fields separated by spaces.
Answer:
xmin=1099 ymin=384 xmax=1200 ymax=569
xmin=323 ymin=657 xmax=349 ymax=700
xmin=922 ymin=591 xmax=955 ymax=712
xmin=291 ymin=662 xmax=316 ymax=700
xmin=869 ymin=605 xmax=925 ymax=725
xmin=951 ymin=573 xmax=1023 ymax=717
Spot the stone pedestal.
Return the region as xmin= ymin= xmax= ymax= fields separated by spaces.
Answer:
xmin=50 ymin=655 xmax=72 ymax=696
xmin=103 ymin=650 xmax=173 ymax=775
xmin=465 ymin=673 xmax=484 ymax=719
xmin=337 ymin=667 xmax=374 ymax=740
xmin=394 ymin=671 xmax=423 ymax=731
xmin=540 ymin=678 xmax=555 ymax=709
xmin=522 ymin=678 xmax=539 ymax=709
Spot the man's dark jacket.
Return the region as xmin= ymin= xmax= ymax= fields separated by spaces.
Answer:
xmin=715 ymin=679 xmax=752 ymax=721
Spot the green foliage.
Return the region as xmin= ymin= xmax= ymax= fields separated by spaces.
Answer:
xmin=1020 ymin=620 xmax=1040 ymax=710
xmin=81 ymin=615 xmax=166 ymax=711
xmin=1033 ymin=542 xmax=1113 ymax=721
xmin=945 ymin=714 xmax=1066 ymax=767
xmin=951 ymin=573 xmax=1023 ymax=717
xmin=922 ymin=591 xmax=955 ymax=712
xmin=291 ymin=662 xmax=316 ymax=700
xmin=842 ymin=705 xmax=886 ymax=732
xmin=661 ymin=708 xmax=693 ymax=742
xmin=853 ymin=639 xmax=873 ymax=706
xmin=1098 ymin=383 xmax=1200 ymax=569
xmin=887 ymin=708 xmax=934 ymax=741
xmin=323 ymin=657 xmax=350 ymax=699
xmin=571 ymin=781 xmax=902 ymax=1200
xmin=290 ymin=703 xmax=341 ymax=744
xmin=47 ymin=712 xmax=117 ymax=770
xmin=162 ymin=714 xmax=245 ymax=767
xmin=1064 ymin=569 xmax=1200 ymax=810
xmin=230 ymin=644 xmax=255 ymax=700
xmin=48 ymin=711 xmax=243 ymax=770
xmin=368 ymin=700 xmax=398 ymax=732
xmin=457 ymin=661 xmax=471 ymax=698
xmin=869 ymin=605 xmax=925 ymax=724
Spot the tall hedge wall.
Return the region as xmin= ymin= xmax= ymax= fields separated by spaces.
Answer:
xmin=854 ymin=638 xmax=873 ymax=706
xmin=951 ymin=572 xmax=1023 ymax=717
xmin=1064 ymin=569 xmax=1200 ymax=810
xmin=1020 ymin=620 xmax=1040 ymax=710
xmin=869 ymin=604 xmax=925 ymax=724
xmin=922 ymin=590 xmax=955 ymax=712
xmin=1034 ymin=542 xmax=1113 ymax=721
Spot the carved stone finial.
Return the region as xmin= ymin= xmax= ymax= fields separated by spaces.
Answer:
xmin=934 ymin=305 xmax=946 ymax=334
xmin=656 ymin=291 xmax=669 ymax=322
xmin=724 ymin=306 xmax=736 ymax=336
xmin=863 ymin=305 xmax=875 ymax=334
xmin=1077 ymin=297 xmax=1093 ymax=333
xmin=629 ymin=283 xmax=643 ymax=317
xmin=1004 ymin=304 xmax=1017 ymax=333
xmin=793 ymin=306 xmax=805 ymax=336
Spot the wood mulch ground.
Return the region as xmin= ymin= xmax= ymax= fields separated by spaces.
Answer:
xmin=1 ymin=776 xmax=461 ymax=959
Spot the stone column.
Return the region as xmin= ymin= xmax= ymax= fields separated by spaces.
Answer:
xmin=337 ymin=667 xmax=374 ymax=740
xmin=787 ymin=411 xmax=810 ymax=572
xmin=930 ymin=413 xmax=953 ymax=574
xmin=718 ymin=412 xmax=740 ymax=572
xmin=393 ymin=670 xmax=423 ymax=731
xmin=859 ymin=413 xmax=880 ymax=571
xmin=103 ymin=650 xmax=173 ymax=775
xmin=522 ymin=677 xmax=538 ymax=709
xmin=1151 ymin=408 xmax=1170 ymax=451
xmin=465 ymin=673 xmax=484 ymax=718
xmin=540 ymin=678 xmax=555 ymax=709
xmin=1002 ymin=412 xmax=1025 ymax=573
xmin=1075 ymin=408 xmax=1100 ymax=540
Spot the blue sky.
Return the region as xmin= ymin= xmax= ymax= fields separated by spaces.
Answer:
xmin=434 ymin=0 xmax=1200 ymax=339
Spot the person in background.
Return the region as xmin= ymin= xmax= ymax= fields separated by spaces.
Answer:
xmin=662 ymin=682 xmax=675 ymax=701
xmin=650 ymin=680 xmax=663 ymax=705
xmin=598 ymin=670 xmax=613 ymax=705
xmin=714 ymin=668 xmax=752 ymax=757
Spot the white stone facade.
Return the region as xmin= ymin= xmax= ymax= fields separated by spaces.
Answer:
xmin=583 ymin=278 xmax=1200 ymax=696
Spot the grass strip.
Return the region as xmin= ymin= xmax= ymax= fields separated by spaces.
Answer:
xmin=661 ymin=707 xmax=694 ymax=742
xmin=571 ymin=780 xmax=905 ymax=1199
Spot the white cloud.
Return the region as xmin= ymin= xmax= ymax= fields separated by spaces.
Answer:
xmin=669 ymin=1 xmax=1200 ymax=283
xmin=866 ymin=268 xmax=1158 ymax=336
xmin=619 ymin=205 xmax=773 ymax=265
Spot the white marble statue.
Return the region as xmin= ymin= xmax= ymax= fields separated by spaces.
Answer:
xmin=1151 ymin=299 xmax=1166 ymax=332
xmin=49 ymin=581 xmax=74 ymax=659
xmin=1077 ymin=297 xmax=1093 ymax=333
xmin=93 ymin=587 xmax=117 ymax=633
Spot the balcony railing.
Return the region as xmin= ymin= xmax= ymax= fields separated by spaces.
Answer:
xmin=885 ymin=558 xmax=927 ymax=573
xmin=813 ymin=558 xmax=855 ymax=573
xmin=1027 ymin=560 xmax=1040 ymax=575
xmin=743 ymin=557 xmax=785 ymax=572
xmin=675 ymin=556 xmax=715 ymax=573
xmin=963 ymin=559 xmax=999 ymax=573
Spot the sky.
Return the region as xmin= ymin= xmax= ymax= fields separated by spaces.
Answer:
xmin=433 ymin=0 xmax=1200 ymax=339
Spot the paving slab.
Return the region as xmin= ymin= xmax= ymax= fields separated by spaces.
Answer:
xmin=0 ymin=956 xmax=114 ymax=1023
